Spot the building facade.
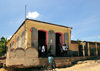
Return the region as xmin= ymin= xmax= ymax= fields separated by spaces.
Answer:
xmin=7 ymin=19 xmax=71 ymax=56
xmin=71 ymin=40 xmax=100 ymax=57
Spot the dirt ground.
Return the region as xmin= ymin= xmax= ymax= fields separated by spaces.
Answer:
xmin=0 ymin=58 xmax=100 ymax=71
xmin=56 ymin=59 xmax=100 ymax=71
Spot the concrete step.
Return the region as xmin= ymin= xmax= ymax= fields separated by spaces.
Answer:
xmin=55 ymin=59 xmax=70 ymax=62
xmin=54 ymin=57 xmax=72 ymax=67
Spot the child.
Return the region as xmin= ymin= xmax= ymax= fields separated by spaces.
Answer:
xmin=48 ymin=55 xmax=56 ymax=71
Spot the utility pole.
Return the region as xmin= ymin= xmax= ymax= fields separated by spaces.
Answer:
xmin=24 ymin=5 xmax=27 ymax=49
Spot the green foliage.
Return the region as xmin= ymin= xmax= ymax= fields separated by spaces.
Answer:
xmin=0 ymin=36 xmax=7 ymax=56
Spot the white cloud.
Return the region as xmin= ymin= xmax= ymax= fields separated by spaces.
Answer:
xmin=26 ymin=11 xmax=40 ymax=19
xmin=7 ymin=35 xmax=12 ymax=40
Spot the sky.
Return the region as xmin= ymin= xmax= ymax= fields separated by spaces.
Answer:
xmin=0 ymin=0 xmax=100 ymax=41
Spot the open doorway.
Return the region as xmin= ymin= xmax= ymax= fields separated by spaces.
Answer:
xmin=38 ymin=31 xmax=46 ymax=46
xmin=38 ymin=30 xmax=47 ymax=57
xmin=56 ymin=33 xmax=62 ymax=56
xmin=79 ymin=45 xmax=83 ymax=56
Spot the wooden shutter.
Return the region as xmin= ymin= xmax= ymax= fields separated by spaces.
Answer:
xmin=48 ymin=30 xmax=56 ymax=56
xmin=31 ymin=27 xmax=38 ymax=49
xmin=64 ymin=33 xmax=69 ymax=47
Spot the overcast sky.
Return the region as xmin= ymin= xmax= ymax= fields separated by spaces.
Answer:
xmin=0 ymin=0 xmax=100 ymax=41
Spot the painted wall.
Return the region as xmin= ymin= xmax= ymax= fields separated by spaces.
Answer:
xmin=26 ymin=19 xmax=71 ymax=49
xmin=71 ymin=42 xmax=79 ymax=51
xmin=7 ymin=23 xmax=26 ymax=49
xmin=7 ymin=19 xmax=71 ymax=50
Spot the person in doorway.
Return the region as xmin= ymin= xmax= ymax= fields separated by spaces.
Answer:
xmin=41 ymin=44 xmax=45 ymax=57
xmin=59 ymin=44 xmax=63 ymax=56
xmin=62 ymin=44 xmax=68 ymax=57
xmin=38 ymin=45 xmax=42 ymax=57
xmin=41 ymin=44 xmax=47 ymax=57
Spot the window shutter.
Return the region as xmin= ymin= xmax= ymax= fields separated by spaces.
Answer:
xmin=48 ymin=30 xmax=56 ymax=56
xmin=31 ymin=27 xmax=38 ymax=49
xmin=64 ymin=33 xmax=69 ymax=47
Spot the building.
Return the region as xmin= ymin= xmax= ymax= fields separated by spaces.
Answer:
xmin=71 ymin=40 xmax=100 ymax=57
xmin=6 ymin=19 xmax=100 ymax=68
xmin=6 ymin=19 xmax=72 ymax=56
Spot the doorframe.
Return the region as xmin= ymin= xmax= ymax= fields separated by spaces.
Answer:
xmin=38 ymin=29 xmax=48 ymax=45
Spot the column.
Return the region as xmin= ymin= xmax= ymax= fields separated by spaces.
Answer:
xmin=87 ymin=42 xmax=90 ymax=56
xmin=82 ymin=42 xmax=85 ymax=57
xmin=83 ymin=44 xmax=85 ymax=57
xmin=95 ymin=42 xmax=98 ymax=56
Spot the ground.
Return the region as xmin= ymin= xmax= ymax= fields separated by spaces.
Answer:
xmin=56 ymin=59 xmax=100 ymax=71
xmin=0 ymin=58 xmax=100 ymax=71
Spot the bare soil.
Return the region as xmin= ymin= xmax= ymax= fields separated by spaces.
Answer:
xmin=56 ymin=59 xmax=100 ymax=71
xmin=0 ymin=58 xmax=100 ymax=71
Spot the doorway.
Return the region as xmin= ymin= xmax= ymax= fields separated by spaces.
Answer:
xmin=79 ymin=45 xmax=83 ymax=56
xmin=38 ymin=31 xmax=46 ymax=46
xmin=56 ymin=33 xmax=62 ymax=56
xmin=38 ymin=30 xmax=47 ymax=57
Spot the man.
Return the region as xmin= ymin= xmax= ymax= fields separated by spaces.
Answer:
xmin=62 ymin=44 xmax=68 ymax=57
xmin=41 ymin=45 xmax=46 ymax=57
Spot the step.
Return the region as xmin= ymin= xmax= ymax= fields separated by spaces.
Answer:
xmin=56 ymin=62 xmax=72 ymax=67
xmin=55 ymin=59 xmax=70 ymax=63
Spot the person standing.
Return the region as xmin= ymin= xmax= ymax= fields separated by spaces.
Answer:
xmin=41 ymin=45 xmax=45 ymax=57
xmin=62 ymin=44 xmax=68 ymax=57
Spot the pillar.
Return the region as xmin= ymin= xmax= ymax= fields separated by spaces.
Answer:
xmin=83 ymin=44 xmax=85 ymax=57
xmin=87 ymin=42 xmax=90 ymax=56
xmin=95 ymin=42 xmax=98 ymax=56
xmin=82 ymin=42 xmax=85 ymax=57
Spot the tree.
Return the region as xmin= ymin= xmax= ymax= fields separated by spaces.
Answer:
xmin=0 ymin=36 xmax=7 ymax=56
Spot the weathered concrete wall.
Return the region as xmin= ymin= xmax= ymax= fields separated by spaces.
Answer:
xmin=71 ymin=41 xmax=79 ymax=56
xmin=26 ymin=19 xmax=71 ymax=49
xmin=6 ymin=47 xmax=39 ymax=68
xmin=71 ymin=43 xmax=79 ymax=51
xmin=97 ymin=43 xmax=100 ymax=56
xmin=7 ymin=19 xmax=71 ymax=50
xmin=7 ymin=23 xmax=26 ymax=49
xmin=89 ymin=43 xmax=96 ymax=56
xmin=71 ymin=41 xmax=100 ymax=57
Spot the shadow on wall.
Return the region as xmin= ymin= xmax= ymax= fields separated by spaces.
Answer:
xmin=6 ymin=47 xmax=39 ymax=68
